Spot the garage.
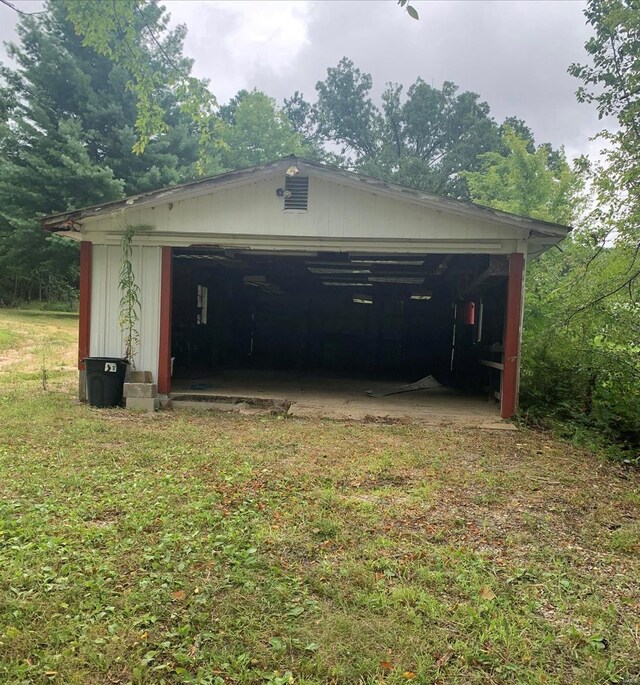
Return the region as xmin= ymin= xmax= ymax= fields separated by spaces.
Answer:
xmin=42 ymin=157 xmax=569 ymax=420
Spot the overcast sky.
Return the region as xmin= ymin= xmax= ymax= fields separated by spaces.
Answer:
xmin=1 ymin=0 xmax=607 ymax=161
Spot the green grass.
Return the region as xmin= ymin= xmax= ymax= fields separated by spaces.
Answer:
xmin=0 ymin=310 xmax=639 ymax=685
xmin=0 ymin=328 xmax=19 ymax=353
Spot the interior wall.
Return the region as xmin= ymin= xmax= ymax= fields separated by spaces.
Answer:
xmin=237 ymin=290 xmax=454 ymax=377
xmin=452 ymin=286 xmax=507 ymax=392
xmin=171 ymin=257 xmax=506 ymax=386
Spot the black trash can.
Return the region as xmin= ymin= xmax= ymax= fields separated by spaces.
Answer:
xmin=84 ymin=357 xmax=129 ymax=408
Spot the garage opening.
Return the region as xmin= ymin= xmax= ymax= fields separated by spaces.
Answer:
xmin=169 ymin=248 xmax=508 ymax=419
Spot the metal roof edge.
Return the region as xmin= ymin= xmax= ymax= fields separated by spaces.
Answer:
xmin=294 ymin=158 xmax=571 ymax=238
xmin=40 ymin=158 xmax=295 ymax=228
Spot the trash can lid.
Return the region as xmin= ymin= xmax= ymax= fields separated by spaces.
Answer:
xmin=83 ymin=357 xmax=128 ymax=362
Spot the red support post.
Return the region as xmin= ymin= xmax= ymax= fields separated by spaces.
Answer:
xmin=157 ymin=247 xmax=173 ymax=394
xmin=501 ymin=252 xmax=525 ymax=419
xmin=78 ymin=241 xmax=92 ymax=370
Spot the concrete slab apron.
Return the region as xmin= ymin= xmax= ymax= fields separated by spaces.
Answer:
xmin=285 ymin=392 xmax=514 ymax=429
xmin=170 ymin=373 xmax=515 ymax=430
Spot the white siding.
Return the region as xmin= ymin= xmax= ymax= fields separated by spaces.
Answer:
xmin=90 ymin=245 xmax=161 ymax=379
xmin=82 ymin=173 xmax=526 ymax=253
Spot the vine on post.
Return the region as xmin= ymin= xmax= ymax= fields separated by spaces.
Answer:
xmin=119 ymin=225 xmax=141 ymax=365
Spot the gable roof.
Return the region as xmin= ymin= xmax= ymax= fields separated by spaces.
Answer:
xmin=41 ymin=156 xmax=570 ymax=240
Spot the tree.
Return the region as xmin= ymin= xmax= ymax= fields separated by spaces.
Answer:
xmin=465 ymin=0 xmax=640 ymax=459
xmin=281 ymin=91 xmax=327 ymax=161
xmin=312 ymin=58 xmax=383 ymax=160
xmin=1 ymin=0 xmax=416 ymax=161
xmin=214 ymin=90 xmax=309 ymax=171
xmin=465 ymin=128 xmax=639 ymax=453
xmin=10 ymin=1 xmax=201 ymax=194
xmin=463 ymin=128 xmax=580 ymax=225
xmin=555 ymin=0 xmax=640 ymax=451
xmin=0 ymin=0 xmax=200 ymax=303
xmin=571 ymin=0 xmax=640 ymax=244
xmin=61 ymin=0 xmax=216 ymax=168
xmin=567 ymin=0 xmax=640 ymax=311
xmin=285 ymin=58 xmax=550 ymax=199
xmin=521 ymin=231 xmax=640 ymax=453
xmin=569 ymin=0 xmax=639 ymax=161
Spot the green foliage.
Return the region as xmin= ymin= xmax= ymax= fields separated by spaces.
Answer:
xmin=313 ymin=58 xmax=382 ymax=159
xmin=0 ymin=112 xmax=123 ymax=304
xmin=118 ymin=226 xmax=142 ymax=363
xmin=286 ymin=58 xmax=557 ymax=199
xmin=397 ymin=0 xmax=420 ymax=20
xmin=521 ymin=238 xmax=640 ymax=455
xmin=465 ymin=128 xmax=639 ymax=455
xmin=569 ymin=0 xmax=640 ymax=171
xmin=280 ymin=91 xmax=327 ymax=161
xmin=0 ymin=3 xmax=313 ymax=305
xmin=464 ymin=128 xmax=581 ymax=225
xmin=568 ymin=0 xmax=639 ymax=249
xmin=534 ymin=0 xmax=640 ymax=455
xmin=0 ymin=0 xmax=201 ymax=304
xmin=569 ymin=0 xmax=640 ymax=257
xmin=213 ymin=90 xmax=309 ymax=172
xmin=62 ymin=0 xmax=217 ymax=171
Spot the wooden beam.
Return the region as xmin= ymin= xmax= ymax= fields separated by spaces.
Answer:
xmin=158 ymin=247 xmax=173 ymax=394
xmin=78 ymin=241 xmax=92 ymax=370
xmin=462 ymin=255 xmax=509 ymax=297
xmin=501 ymin=253 xmax=525 ymax=419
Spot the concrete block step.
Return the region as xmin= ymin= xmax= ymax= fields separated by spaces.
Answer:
xmin=126 ymin=397 xmax=159 ymax=412
xmin=124 ymin=382 xmax=157 ymax=398
xmin=129 ymin=371 xmax=153 ymax=383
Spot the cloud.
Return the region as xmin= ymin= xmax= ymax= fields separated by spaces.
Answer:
xmin=166 ymin=0 xmax=311 ymax=103
xmin=1 ymin=0 xmax=609 ymax=159
xmin=242 ymin=0 xmax=607 ymax=158
xmin=168 ymin=0 xmax=607 ymax=158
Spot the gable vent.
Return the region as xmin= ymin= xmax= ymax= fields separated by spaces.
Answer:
xmin=284 ymin=175 xmax=309 ymax=210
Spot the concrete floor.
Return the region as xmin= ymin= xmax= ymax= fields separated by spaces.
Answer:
xmin=170 ymin=369 xmax=511 ymax=429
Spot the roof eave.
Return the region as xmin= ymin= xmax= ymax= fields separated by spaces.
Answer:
xmin=41 ymin=158 xmax=296 ymax=230
xmin=294 ymin=159 xmax=571 ymax=238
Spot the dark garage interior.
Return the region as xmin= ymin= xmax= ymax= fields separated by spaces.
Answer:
xmin=170 ymin=248 xmax=509 ymax=408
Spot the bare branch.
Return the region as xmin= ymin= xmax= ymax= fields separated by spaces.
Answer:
xmin=0 ymin=0 xmax=46 ymax=16
xmin=564 ymin=268 xmax=640 ymax=324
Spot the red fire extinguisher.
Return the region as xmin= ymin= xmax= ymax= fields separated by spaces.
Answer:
xmin=464 ymin=301 xmax=475 ymax=325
